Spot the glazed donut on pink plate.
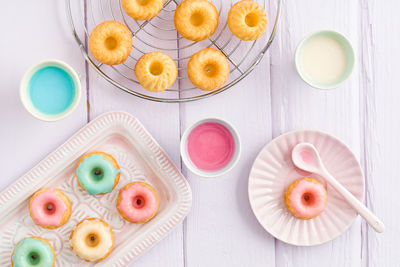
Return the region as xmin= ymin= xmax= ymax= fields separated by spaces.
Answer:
xmin=284 ymin=177 xmax=327 ymax=219
xmin=29 ymin=187 xmax=72 ymax=229
xmin=116 ymin=182 xmax=159 ymax=223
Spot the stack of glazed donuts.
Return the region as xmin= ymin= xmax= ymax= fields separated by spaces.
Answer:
xmin=11 ymin=151 xmax=159 ymax=266
xmin=88 ymin=0 xmax=268 ymax=92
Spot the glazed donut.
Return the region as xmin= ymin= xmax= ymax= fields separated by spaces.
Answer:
xmin=76 ymin=152 xmax=120 ymax=196
xmin=122 ymin=0 xmax=164 ymax=20
xmin=174 ymin=0 xmax=219 ymax=41
xmin=70 ymin=218 xmax=114 ymax=262
xmin=134 ymin=52 xmax=178 ymax=92
xmin=29 ymin=188 xmax=72 ymax=229
xmin=187 ymin=48 xmax=229 ymax=91
xmin=89 ymin=21 xmax=132 ymax=65
xmin=117 ymin=182 xmax=159 ymax=223
xmin=228 ymin=0 xmax=268 ymax=41
xmin=284 ymin=177 xmax=327 ymax=220
xmin=11 ymin=237 xmax=55 ymax=267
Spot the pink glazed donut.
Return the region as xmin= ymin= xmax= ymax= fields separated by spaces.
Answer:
xmin=116 ymin=182 xmax=159 ymax=223
xmin=29 ymin=187 xmax=72 ymax=229
xmin=284 ymin=177 xmax=327 ymax=220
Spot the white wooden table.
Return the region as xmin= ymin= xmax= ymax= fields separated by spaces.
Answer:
xmin=1 ymin=0 xmax=399 ymax=266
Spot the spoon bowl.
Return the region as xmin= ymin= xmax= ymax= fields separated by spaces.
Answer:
xmin=291 ymin=142 xmax=323 ymax=174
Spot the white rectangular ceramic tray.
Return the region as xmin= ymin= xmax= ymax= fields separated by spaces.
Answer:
xmin=0 ymin=111 xmax=192 ymax=266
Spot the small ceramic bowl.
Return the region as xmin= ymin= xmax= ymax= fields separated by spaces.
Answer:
xmin=295 ymin=30 xmax=355 ymax=90
xmin=180 ymin=118 xmax=241 ymax=178
xmin=20 ymin=59 xmax=81 ymax=121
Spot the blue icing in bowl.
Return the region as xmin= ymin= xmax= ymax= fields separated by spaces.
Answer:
xmin=28 ymin=66 xmax=76 ymax=115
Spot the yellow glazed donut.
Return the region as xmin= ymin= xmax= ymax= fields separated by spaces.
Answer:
xmin=228 ymin=0 xmax=268 ymax=41
xmin=70 ymin=218 xmax=114 ymax=262
xmin=187 ymin=48 xmax=229 ymax=91
xmin=135 ymin=52 xmax=177 ymax=92
xmin=122 ymin=0 xmax=164 ymax=20
xmin=174 ymin=0 xmax=219 ymax=41
xmin=89 ymin=21 xmax=132 ymax=65
xmin=29 ymin=187 xmax=72 ymax=229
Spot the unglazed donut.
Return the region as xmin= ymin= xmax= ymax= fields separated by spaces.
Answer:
xmin=284 ymin=177 xmax=327 ymax=220
xmin=70 ymin=218 xmax=114 ymax=262
xmin=122 ymin=0 xmax=164 ymax=20
xmin=187 ymin=48 xmax=229 ymax=91
xmin=228 ymin=0 xmax=268 ymax=41
xmin=89 ymin=21 xmax=132 ymax=65
xmin=117 ymin=182 xmax=159 ymax=223
xmin=11 ymin=237 xmax=55 ymax=267
xmin=76 ymin=152 xmax=120 ymax=196
xmin=134 ymin=52 xmax=177 ymax=92
xmin=29 ymin=188 xmax=72 ymax=229
xmin=174 ymin=0 xmax=219 ymax=41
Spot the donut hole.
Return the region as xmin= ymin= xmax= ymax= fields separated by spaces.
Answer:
xmin=85 ymin=233 xmax=100 ymax=247
xmin=104 ymin=37 xmax=118 ymax=50
xmin=190 ymin=12 xmax=204 ymax=26
xmin=132 ymin=196 xmax=146 ymax=209
xmin=301 ymin=192 xmax=315 ymax=206
xmin=245 ymin=12 xmax=259 ymax=27
xmin=91 ymin=167 xmax=104 ymax=181
xmin=204 ymin=63 xmax=218 ymax=77
xmin=149 ymin=61 xmax=164 ymax=76
xmin=137 ymin=0 xmax=149 ymax=6
xmin=43 ymin=202 xmax=56 ymax=215
xmin=27 ymin=251 xmax=40 ymax=265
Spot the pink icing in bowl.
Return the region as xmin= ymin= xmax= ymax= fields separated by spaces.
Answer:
xmin=187 ymin=122 xmax=235 ymax=171
xmin=181 ymin=118 xmax=241 ymax=177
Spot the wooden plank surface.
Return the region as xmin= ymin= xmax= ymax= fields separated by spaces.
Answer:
xmin=0 ymin=1 xmax=87 ymax=191
xmin=86 ymin=0 xmax=185 ymax=265
xmin=270 ymin=1 xmax=363 ymax=266
xmin=1 ymin=0 xmax=400 ymax=267
xmin=180 ymin=52 xmax=275 ymax=267
xmin=360 ymin=0 xmax=400 ymax=266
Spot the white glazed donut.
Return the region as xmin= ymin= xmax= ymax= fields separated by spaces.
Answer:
xmin=69 ymin=218 xmax=114 ymax=262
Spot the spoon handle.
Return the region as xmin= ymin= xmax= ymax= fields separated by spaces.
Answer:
xmin=322 ymin=169 xmax=385 ymax=233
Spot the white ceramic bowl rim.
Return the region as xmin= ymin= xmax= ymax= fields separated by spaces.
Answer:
xmin=180 ymin=117 xmax=241 ymax=178
xmin=19 ymin=59 xmax=82 ymax=121
xmin=294 ymin=30 xmax=355 ymax=90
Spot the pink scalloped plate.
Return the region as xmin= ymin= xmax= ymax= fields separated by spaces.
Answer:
xmin=248 ymin=130 xmax=364 ymax=246
xmin=0 ymin=111 xmax=192 ymax=266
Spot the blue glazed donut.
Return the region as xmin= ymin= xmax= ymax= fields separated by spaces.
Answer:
xmin=11 ymin=237 xmax=55 ymax=267
xmin=76 ymin=152 xmax=120 ymax=195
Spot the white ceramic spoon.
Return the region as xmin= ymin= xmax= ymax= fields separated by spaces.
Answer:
xmin=291 ymin=142 xmax=385 ymax=233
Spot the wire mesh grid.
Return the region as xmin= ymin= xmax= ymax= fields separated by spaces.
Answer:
xmin=66 ymin=0 xmax=281 ymax=102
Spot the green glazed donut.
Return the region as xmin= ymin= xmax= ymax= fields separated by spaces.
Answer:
xmin=76 ymin=152 xmax=120 ymax=195
xmin=11 ymin=237 xmax=55 ymax=267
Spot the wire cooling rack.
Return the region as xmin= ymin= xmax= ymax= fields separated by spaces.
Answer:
xmin=66 ymin=0 xmax=281 ymax=102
